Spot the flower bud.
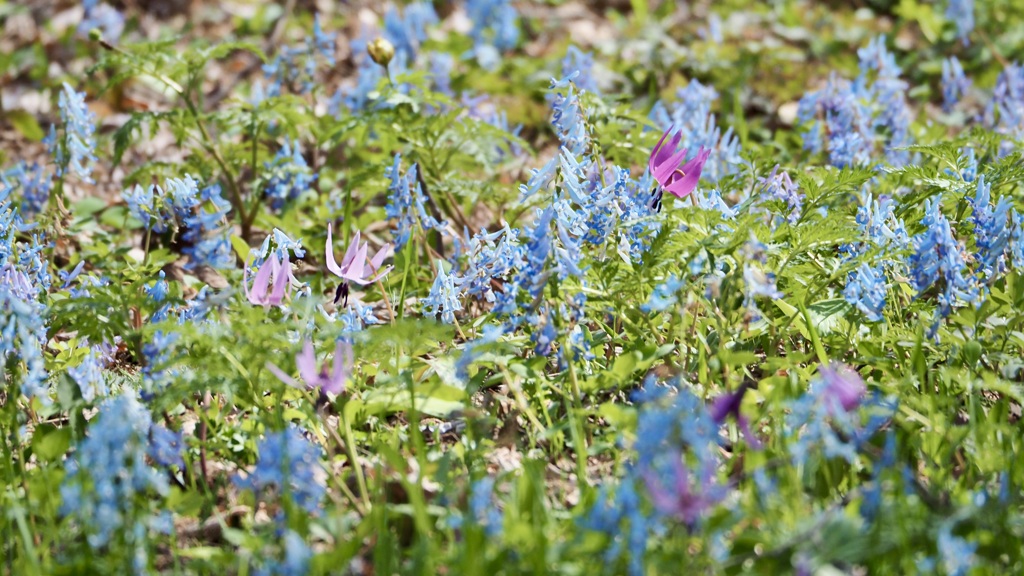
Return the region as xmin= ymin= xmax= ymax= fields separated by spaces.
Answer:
xmin=367 ymin=37 xmax=395 ymax=68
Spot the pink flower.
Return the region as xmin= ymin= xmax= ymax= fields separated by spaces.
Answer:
xmin=649 ymin=129 xmax=711 ymax=199
xmin=243 ymin=253 xmax=291 ymax=307
xmin=325 ymin=224 xmax=392 ymax=285
xmin=818 ymin=363 xmax=866 ymax=414
xmin=267 ymin=340 xmax=353 ymax=398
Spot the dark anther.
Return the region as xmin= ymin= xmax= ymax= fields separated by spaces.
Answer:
xmin=334 ymin=282 xmax=350 ymax=307
xmin=649 ymin=186 xmax=664 ymax=213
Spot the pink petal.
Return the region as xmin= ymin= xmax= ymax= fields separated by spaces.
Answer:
xmin=653 ymin=146 xmax=689 ymax=186
xmin=325 ymin=223 xmax=343 ymax=276
xmin=346 ymin=242 xmax=369 ymax=283
xmin=296 ymin=340 xmax=319 ymax=387
xmin=269 ymin=254 xmax=290 ymax=305
xmin=249 ymin=256 xmax=275 ymax=305
xmin=327 ymin=340 xmax=353 ymax=396
xmin=649 ymin=129 xmax=672 ymax=174
xmin=341 ymin=229 xmax=362 ymax=270
xmin=266 ymin=361 xmax=299 ymax=389
xmin=368 ymin=243 xmax=391 ymax=271
xmin=664 ymin=147 xmax=710 ymax=199
xmin=364 ymin=265 xmax=393 ymax=285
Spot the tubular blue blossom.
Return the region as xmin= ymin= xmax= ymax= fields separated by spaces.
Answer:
xmin=520 ymin=77 xmax=591 ymax=199
xmin=263 ymin=138 xmax=317 ymax=211
xmin=983 ymin=63 xmax=1024 ymax=156
xmin=786 ymin=364 xmax=868 ymax=465
xmin=1 ymin=162 xmax=51 ymax=220
xmin=383 ymin=2 xmax=437 ymax=62
xmin=233 ymin=425 xmax=326 ymax=515
xmin=451 ymin=223 xmax=522 ymax=304
xmin=857 ymin=36 xmax=914 ymax=166
xmin=941 ymin=56 xmax=970 ymax=112
xmin=59 ymin=392 xmax=170 ymax=549
xmin=844 ymin=263 xmax=887 ymax=321
xmin=938 ymin=523 xmax=977 ymax=576
xmin=423 ymin=260 xmax=464 ymax=323
xmin=641 ymin=275 xmax=683 ymax=313
xmin=385 ymin=155 xmax=447 ymax=251
xmin=945 ymin=0 xmax=975 ymax=45
xmin=798 ymin=74 xmax=874 ymax=168
xmin=909 ymin=197 xmax=979 ymax=333
xmin=758 ymin=165 xmax=803 ymax=224
xmin=466 ymin=0 xmax=519 ymax=53
xmin=562 ymin=45 xmax=599 ymax=94
xmin=68 ymin=345 xmax=109 ymax=403
xmin=51 ymin=83 xmax=98 ymax=182
xmin=969 ymin=175 xmax=1013 ymax=277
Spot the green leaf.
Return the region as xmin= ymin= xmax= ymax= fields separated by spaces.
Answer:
xmin=7 ymin=109 xmax=44 ymax=141
xmin=30 ymin=425 xmax=71 ymax=462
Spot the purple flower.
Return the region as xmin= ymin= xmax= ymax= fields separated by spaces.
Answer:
xmin=325 ymin=225 xmax=392 ymax=285
xmin=267 ymin=340 xmax=352 ymax=398
xmin=709 ymin=384 xmax=761 ymax=449
xmin=817 ymin=363 xmax=866 ymax=414
xmin=649 ymin=129 xmax=711 ymax=200
xmin=641 ymin=453 xmax=724 ymax=526
xmin=243 ymin=253 xmax=292 ymax=307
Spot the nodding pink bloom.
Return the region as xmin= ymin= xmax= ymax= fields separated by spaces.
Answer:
xmin=649 ymin=129 xmax=711 ymax=200
xmin=325 ymin=224 xmax=392 ymax=285
xmin=267 ymin=340 xmax=352 ymax=398
xmin=243 ymin=253 xmax=291 ymax=307
xmin=817 ymin=363 xmax=866 ymax=414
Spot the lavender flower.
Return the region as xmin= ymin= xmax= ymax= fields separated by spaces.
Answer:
xmin=266 ymin=340 xmax=353 ymax=398
xmin=787 ymin=364 xmax=867 ymax=465
xmin=325 ymin=226 xmax=392 ymax=286
xmin=649 ymin=80 xmax=742 ymax=183
xmin=68 ymin=345 xmax=109 ymax=403
xmin=969 ymin=175 xmax=1013 ymax=277
xmin=758 ymin=165 xmax=803 ymax=224
xmin=649 ymin=128 xmax=711 ymax=201
xmin=243 ymin=253 xmax=292 ymax=308
xmin=562 ymin=45 xmax=599 ymax=94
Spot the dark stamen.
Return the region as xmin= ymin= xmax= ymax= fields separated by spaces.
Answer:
xmin=649 ymin=186 xmax=664 ymax=213
xmin=334 ymin=282 xmax=350 ymax=307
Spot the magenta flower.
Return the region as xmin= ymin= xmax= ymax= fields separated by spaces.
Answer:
xmin=818 ymin=363 xmax=866 ymax=414
xmin=243 ymin=253 xmax=291 ymax=307
xmin=325 ymin=224 xmax=392 ymax=285
xmin=267 ymin=340 xmax=353 ymax=398
xmin=649 ymin=129 xmax=711 ymax=200
xmin=709 ymin=384 xmax=762 ymax=449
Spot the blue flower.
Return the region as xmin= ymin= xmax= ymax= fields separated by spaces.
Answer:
xmin=68 ymin=345 xmax=109 ymax=403
xmin=908 ymin=197 xmax=979 ymax=335
xmin=466 ymin=0 xmax=519 ymax=54
xmin=384 ymin=2 xmax=437 ymax=62
xmin=60 ymin=392 xmax=169 ymax=548
xmin=945 ymin=0 xmax=975 ymax=45
xmin=263 ymin=138 xmax=317 ymax=211
xmin=642 ymin=275 xmax=684 ymax=313
xmin=941 ymin=56 xmax=970 ymax=112
xmin=148 ymin=425 xmax=185 ymax=469
xmin=51 ymin=83 xmax=98 ymax=182
xmin=78 ymin=0 xmax=124 ymax=42
xmin=1 ymin=162 xmax=51 ymax=220
xmin=422 ymin=261 xmax=464 ymax=323
xmin=969 ymin=175 xmax=1013 ymax=278
xmin=758 ymin=165 xmax=803 ymax=224
xmin=234 ymin=426 xmax=326 ymax=515
xmin=938 ymin=524 xmax=976 ymax=576
xmin=983 ymin=63 xmax=1024 ymax=156
xmin=385 ymin=155 xmax=447 ymax=252
xmin=844 ymin=263 xmax=887 ymax=321
xmin=562 ymin=45 xmax=599 ymax=94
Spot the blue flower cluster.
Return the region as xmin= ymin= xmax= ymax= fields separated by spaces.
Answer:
xmin=562 ymin=45 xmax=599 ymax=94
xmin=844 ymin=263 xmax=887 ymax=321
xmin=1 ymin=188 xmax=50 ymax=403
xmin=262 ymin=139 xmax=317 ymax=211
xmin=520 ymin=76 xmax=591 ymax=199
xmin=1 ymin=161 xmax=51 ymax=220
xmin=909 ymin=197 xmax=979 ymax=336
xmin=233 ymin=425 xmax=326 ymax=515
xmin=969 ymin=175 xmax=1016 ymax=279
xmin=68 ymin=345 xmax=110 ymax=403
xmin=422 ymin=261 xmax=465 ymax=324
xmin=78 ymin=0 xmax=124 ymax=42
xmin=465 ymin=0 xmax=519 ymax=69
xmin=384 ymin=154 xmax=447 ymax=252
xmin=799 ymin=36 xmax=914 ymax=168
xmin=255 ymin=16 xmax=335 ymax=100
xmin=47 ymin=83 xmax=97 ymax=182
xmin=983 ymin=63 xmax=1024 ymax=157
xmin=941 ymin=56 xmax=970 ymax=113
xmin=252 ymin=529 xmax=313 ymax=576
xmin=758 ymin=165 xmax=803 ymax=225
xmin=451 ymin=224 xmax=521 ymax=304
xmin=60 ymin=392 xmax=179 ymax=549
xmin=123 ymin=176 xmax=233 ymax=269
xmin=945 ymin=0 xmax=975 ymax=45
xmin=649 ymin=79 xmax=743 ymax=183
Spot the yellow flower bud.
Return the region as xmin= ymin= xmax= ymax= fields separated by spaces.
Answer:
xmin=368 ymin=37 xmax=395 ymax=68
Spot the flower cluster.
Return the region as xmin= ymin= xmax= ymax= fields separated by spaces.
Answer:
xmin=233 ymin=425 xmax=326 ymax=515
xmin=47 ymin=83 xmax=97 ymax=182
xmin=262 ymin=139 xmax=317 ymax=211
xmin=384 ymin=154 xmax=447 ymax=252
xmin=255 ymin=16 xmax=335 ymax=100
